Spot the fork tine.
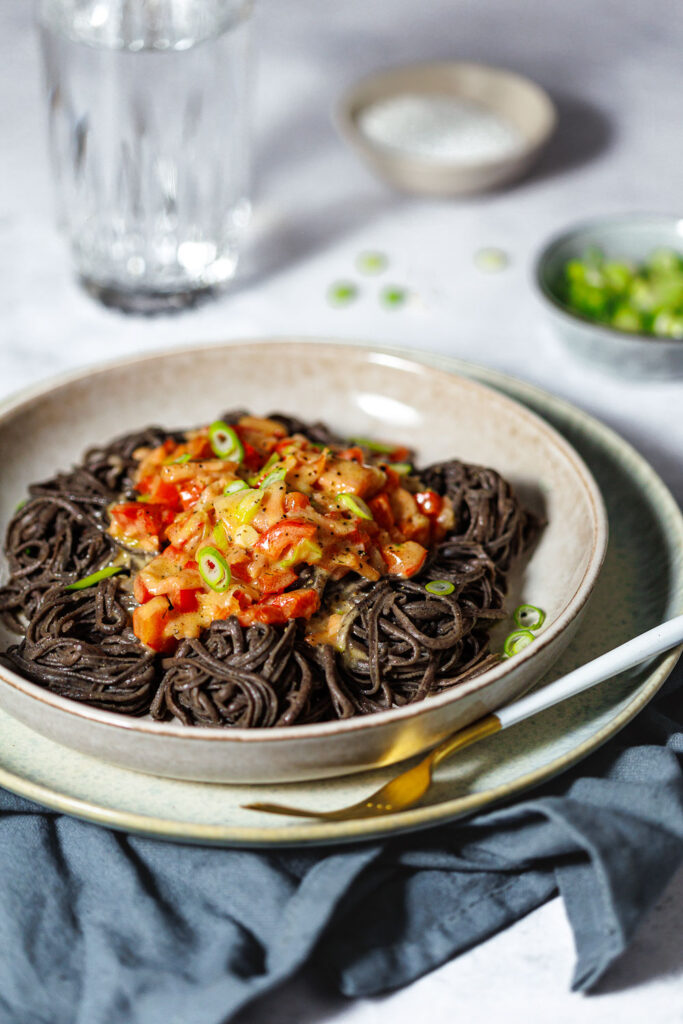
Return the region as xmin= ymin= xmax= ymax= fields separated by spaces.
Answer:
xmin=243 ymin=755 xmax=435 ymax=821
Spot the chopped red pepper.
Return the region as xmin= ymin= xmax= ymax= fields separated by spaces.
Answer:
xmin=415 ymin=490 xmax=443 ymax=518
xmin=241 ymin=588 xmax=319 ymax=625
xmin=256 ymin=519 xmax=317 ymax=560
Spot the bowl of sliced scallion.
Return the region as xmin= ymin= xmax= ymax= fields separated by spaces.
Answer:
xmin=535 ymin=213 xmax=683 ymax=377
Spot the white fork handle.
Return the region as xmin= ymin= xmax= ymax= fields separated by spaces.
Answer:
xmin=497 ymin=614 xmax=683 ymax=730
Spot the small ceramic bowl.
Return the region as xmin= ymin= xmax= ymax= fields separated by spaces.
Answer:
xmin=336 ymin=61 xmax=556 ymax=197
xmin=0 ymin=341 xmax=607 ymax=784
xmin=535 ymin=213 xmax=683 ymax=378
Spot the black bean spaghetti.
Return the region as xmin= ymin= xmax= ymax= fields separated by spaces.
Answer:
xmin=0 ymin=414 xmax=539 ymax=727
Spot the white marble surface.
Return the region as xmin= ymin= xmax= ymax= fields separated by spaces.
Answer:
xmin=1 ymin=0 xmax=682 ymax=1019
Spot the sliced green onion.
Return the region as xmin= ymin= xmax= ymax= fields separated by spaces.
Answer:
xmin=164 ymin=452 xmax=192 ymax=465
xmin=15 ymin=498 xmax=27 ymax=512
xmin=356 ymin=250 xmax=388 ymax=275
xmin=65 ymin=566 xmax=124 ymax=591
xmin=327 ymin=281 xmax=358 ymax=307
xmin=425 ymin=580 xmax=455 ymax=596
xmin=503 ymin=629 xmax=535 ymax=657
xmin=350 ymin=437 xmax=394 ymax=454
xmin=224 ymin=479 xmax=250 ymax=495
xmin=212 ymin=521 xmax=229 ymax=548
xmin=380 ymin=285 xmax=408 ymax=309
xmin=513 ymin=603 xmax=546 ymax=630
xmin=208 ymin=421 xmax=244 ymax=462
xmin=389 ymin=462 xmax=413 ymax=475
xmin=260 ymin=467 xmax=287 ymax=489
xmin=474 ymin=247 xmax=509 ymax=273
xmin=338 ymin=493 xmax=373 ymax=520
xmin=197 ymin=546 xmax=232 ymax=592
xmin=280 ymin=539 xmax=323 ymax=569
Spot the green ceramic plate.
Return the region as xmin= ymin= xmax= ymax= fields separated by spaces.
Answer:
xmin=0 ymin=349 xmax=681 ymax=846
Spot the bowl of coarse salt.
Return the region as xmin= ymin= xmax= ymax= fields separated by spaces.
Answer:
xmin=336 ymin=61 xmax=557 ymax=197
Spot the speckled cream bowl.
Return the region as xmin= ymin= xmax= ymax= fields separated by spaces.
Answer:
xmin=0 ymin=342 xmax=607 ymax=783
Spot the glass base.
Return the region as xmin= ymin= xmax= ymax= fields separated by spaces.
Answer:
xmin=80 ymin=278 xmax=221 ymax=315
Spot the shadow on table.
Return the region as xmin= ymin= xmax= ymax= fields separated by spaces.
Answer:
xmin=526 ymin=92 xmax=614 ymax=185
xmin=592 ymin=863 xmax=683 ymax=994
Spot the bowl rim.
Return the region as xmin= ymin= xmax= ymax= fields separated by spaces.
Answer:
xmin=335 ymin=59 xmax=557 ymax=173
xmin=534 ymin=211 xmax=683 ymax=348
xmin=0 ymin=339 xmax=608 ymax=743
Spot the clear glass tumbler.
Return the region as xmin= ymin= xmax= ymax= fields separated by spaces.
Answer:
xmin=37 ymin=0 xmax=253 ymax=312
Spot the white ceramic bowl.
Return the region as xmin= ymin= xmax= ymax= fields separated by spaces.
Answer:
xmin=336 ymin=61 xmax=556 ymax=197
xmin=535 ymin=213 xmax=683 ymax=378
xmin=0 ymin=341 xmax=607 ymax=783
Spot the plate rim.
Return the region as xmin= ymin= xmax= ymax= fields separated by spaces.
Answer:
xmin=0 ymin=339 xmax=607 ymax=742
xmin=0 ymin=340 xmax=681 ymax=846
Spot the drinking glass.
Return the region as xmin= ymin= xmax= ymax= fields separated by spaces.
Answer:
xmin=37 ymin=0 xmax=253 ymax=312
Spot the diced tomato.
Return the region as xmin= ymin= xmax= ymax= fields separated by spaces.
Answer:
xmin=284 ymin=491 xmax=309 ymax=513
xmin=389 ymin=445 xmax=410 ymax=463
xmin=415 ymin=490 xmax=443 ymax=518
xmin=163 ymin=545 xmax=194 ymax=568
xmin=178 ymin=478 xmax=206 ymax=510
xmin=338 ymin=446 xmax=365 ymax=464
xmin=166 ymin=587 xmax=199 ymax=613
xmin=137 ymin=475 xmax=181 ymax=509
xmin=256 ymin=519 xmax=317 ymax=560
xmin=258 ymin=567 xmax=298 ymax=596
xmin=133 ymin=595 xmax=175 ymax=652
xmin=134 ymin=576 xmax=153 ymax=604
xmin=110 ymin=502 xmax=176 ymax=544
xmin=381 ymin=541 xmax=428 ymax=578
xmin=241 ymin=587 xmax=319 ymax=625
xmin=232 ymin=427 xmax=263 ymax=470
xmin=369 ymin=493 xmax=395 ymax=530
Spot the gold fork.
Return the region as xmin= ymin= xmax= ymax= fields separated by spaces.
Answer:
xmin=243 ymin=716 xmax=501 ymax=820
xmin=243 ymin=615 xmax=683 ymax=822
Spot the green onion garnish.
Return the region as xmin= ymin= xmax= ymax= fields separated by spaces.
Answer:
xmin=474 ymin=247 xmax=509 ymax=273
xmin=513 ymin=604 xmax=546 ymax=630
xmin=425 ymin=580 xmax=455 ymax=596
xmin=338 ymin=493 xmax=373 ymax=520
xmin=503 ymin=629 xmax=535 ymax=657
xmin=260 ymin=467 xmax=287 ymax=489
xmin=380 ymin=285 xmax=407 ymax=309
xmin=350 ymin=437 xmax=394 ymax=454
xmin=172 ymin=452 xmax=192 ymax=465
xmin=65 ymin=566 xmax=124 ymax=591
xmin=389 ymin=462 xmax=413 ymax=475
xmin=15 ymin=499 xmax=27 ymax=512
xmin=327 ymin=281 xmax=358 ymax=307
xmin=356 ymin=250 xmax=388 ymax=275
xmin=208 ymin=421 xmax=244 ymax=462
xmin=559 ymin=247 xmax=683 ymax=338
xmin=197 ymin=546 xmax=232 ymax=592
xmin=224 ymin=480 xmax=250 ymax=495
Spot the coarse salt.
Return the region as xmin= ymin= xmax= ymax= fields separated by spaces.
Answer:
xmin=358 ymin=93 xmax=522 ymax=164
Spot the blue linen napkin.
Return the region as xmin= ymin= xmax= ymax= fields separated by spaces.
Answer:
xmin=0 ymin=665 xmax=681 ymax=1024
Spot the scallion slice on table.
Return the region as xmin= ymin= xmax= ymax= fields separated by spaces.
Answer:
xmin=356 ymin=250 xmax=388 ymax=275
xmin=474 ymin=247 xmax=509 ymax=273
xmin=208 ymin=421 xmax=244 ymax=462
xmin=327 ymin=281 xmax=358 ymax=307
xmin=65 ymin=566 xmax=124 ymax=591
xmin=513 ymin=603 xmax=546 ymax=630
xmin=503 ymin=629 xmax=536 ymax=657
xmin=338 ymin=493 xmax=373 ymax=520
xmin=197 ymin=546 xmax=232 ymax=592
xmin=380 ymin=285 xmax=407 ymax=309
xmin=425 ymin=580 xmax=455 ymax=596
